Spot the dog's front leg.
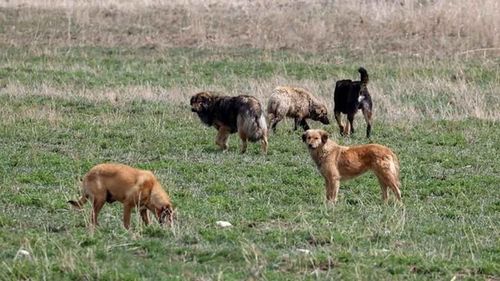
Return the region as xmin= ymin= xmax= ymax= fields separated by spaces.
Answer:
xmin=140 ymin=207 xmax=150 ymax=225
xmin=334 ymin=111 xmax=344 ymax=136
xmin=325 ymin=176 xmax=340 ymax=203
xmin=91 ymin=198 xmax=105 ymax=226
xmin=293 ymin=117 xmax=300 ymax=131
xmin=347 ymin=113 xmax=355 ymax=135
xmin=215 ymin=127 xmax=230 ymax=151
xmin=123 ymin=203 xmax=134 ymax=229
xmin=299 ymin=119 xmax=310 ymax=131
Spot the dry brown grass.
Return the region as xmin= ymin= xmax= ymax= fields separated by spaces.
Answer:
xmin=1 ymin=1 xmax=498 ymax=122
xmin=4 ymin=75 xmax=499 ymax=122
xmin=1 ymin=0 xmax=499 ymax=56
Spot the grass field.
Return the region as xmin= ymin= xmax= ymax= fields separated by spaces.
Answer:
xmin=1 ymin=1 xmax=499 ymax=280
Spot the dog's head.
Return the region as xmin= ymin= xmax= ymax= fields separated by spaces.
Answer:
xmin=190 ymin=92 xmax=214 ymax=113
xmin=156 ymin=203 xmax=174 ymax=226
xmin=310 ymin=104 xmax=330 ymax=125
xmin=302 ymin=129 xmax=329 ymax=149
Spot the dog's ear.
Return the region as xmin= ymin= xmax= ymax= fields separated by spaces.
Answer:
xmin=302 ymin=132 xmax=307 ymax=142
xmin=200 ymin=93 xmax=213 ymax=105
xmin=157 ymin=205 xmax=174 ymax=225
xmin=320 ymin=130 xmax=329 ymax=143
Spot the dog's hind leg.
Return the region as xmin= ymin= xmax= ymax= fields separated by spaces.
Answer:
xmin=334 ymin=111 xmax=345 ymax=136
xmin=390 ymin=184 xmax=401 ymax=202
xmin=261 ymin=134 xmax=268 ymax=154
xmin=362 ymin=106 xmax=373 ymax=138
xmin=376 ymin=172 xmax=401 ymax=202
xmin=376 ymin=175 xmax=389 ymax=203
xmin=387 ymin=177 xmax=402 ymax=202
xmin=238 ymin=131 xmax=248 ymax=154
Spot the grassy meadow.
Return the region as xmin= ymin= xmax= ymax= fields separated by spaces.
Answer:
xmin=1 ymin=1 xmax=499 ymax=280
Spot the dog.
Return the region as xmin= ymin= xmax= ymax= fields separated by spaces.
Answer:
xmin=267 ymin=86 xmax=330 ymax=133
xmin=190 ymin=91 xmax=268 ymax=154
xmin=302 ymin=129 xmax=401 ymax=203
xmin=333 ymin=67 xmax=373 ymax=138
xmin=69 ymin=163 xmax=174 ymax=229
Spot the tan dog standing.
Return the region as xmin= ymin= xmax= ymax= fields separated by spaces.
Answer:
xmin=302 ymin=129 xmax=401 ymax=203
xmin=267 ymin=86 xmax=330 ymax=133
xmin=69 ymin=163 xmax=174 ymax=229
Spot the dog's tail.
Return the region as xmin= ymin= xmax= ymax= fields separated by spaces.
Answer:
xmin=359 ymin=67 xmax=369 ymax=85
xmin=68 ymin=193 xmax=89 ymax=209
xmin=239 ymin=109 xmax=268 ymax=142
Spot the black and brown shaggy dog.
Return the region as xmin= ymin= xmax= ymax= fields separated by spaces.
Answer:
xmin=333 ymin=67 xmax=373 ymax=138
xmin=190 ymin=92 xmax=268 ymax=154
xmin=267 ymin=86 xmax=330 ymax=132
xmin=302 ymin=129 xmax=401 ymax=203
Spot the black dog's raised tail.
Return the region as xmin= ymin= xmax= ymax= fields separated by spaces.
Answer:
xmin=358 ymin=67 xmax=369 ymax=85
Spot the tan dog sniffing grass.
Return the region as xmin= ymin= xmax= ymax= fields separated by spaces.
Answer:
xmin=302 ymin=129 xmax=401 ymax=203
xmin=69 ymin=163 xmax=174 ymax=229
xmin=267 ymin=86 xmax=330 ymax=133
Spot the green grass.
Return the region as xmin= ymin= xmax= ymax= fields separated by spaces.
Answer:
xmin=0 ymin=47 xmax=499 ymax=280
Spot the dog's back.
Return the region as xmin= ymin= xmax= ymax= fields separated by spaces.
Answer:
xmin=333 ymin=68 xmax=373 ymax=138
xmin=333 ymin=67 xmax=371 ymax=114
xmin=191 ymin=92 xmax=268 ymax=153
xmin=333 ymin=80 xmax=362 ymax=114
xmin=268 ymin=86 xmax=327 ymax=119
xmin=207 ymin=95 xmax=266 ymax=140
xmin=83 ymin=164 xmax=154 ymax=202
xmin=267 ymin=87 xmax=310 ymax=116
xmin=234 ymin=95 xmax=268 ymax=142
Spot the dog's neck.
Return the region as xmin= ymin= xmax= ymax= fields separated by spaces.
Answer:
xmin=150 ymin=184 xmax=172 ymax=209
xmin=309 ymin=140 xmax=339 ymax=168
xmin=196 ymin=109 xmax=214 ymax=126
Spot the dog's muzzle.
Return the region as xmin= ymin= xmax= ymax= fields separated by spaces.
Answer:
xmin=320 ymin=117 xmax=330 ymax=125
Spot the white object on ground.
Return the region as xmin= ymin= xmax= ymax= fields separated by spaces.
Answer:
xmin=216 ymin=221 xmax=232 ymax=228
xmin=297 ymin=249 xmax=310 ymax=254
xmin=15 ymin=249 xmax=31 ymax=260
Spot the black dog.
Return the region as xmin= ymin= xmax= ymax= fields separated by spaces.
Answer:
xmin=333 ymin=67 xmax=373 ymax=138
xmin=190 ymin=92 xmax=268 ymax=154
